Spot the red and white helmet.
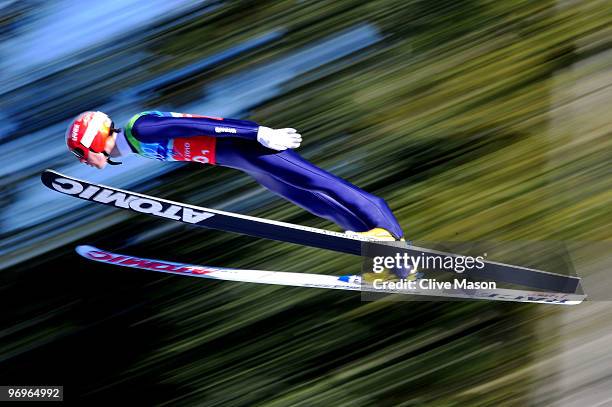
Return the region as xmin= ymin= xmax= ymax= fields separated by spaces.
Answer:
xmin=66 ymin=111 xmax=114 ymax=161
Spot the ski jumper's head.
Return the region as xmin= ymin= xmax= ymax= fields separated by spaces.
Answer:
xmin=66 ymin=111 xmax=121 ymax=168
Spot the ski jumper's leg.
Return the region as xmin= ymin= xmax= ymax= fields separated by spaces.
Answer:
xmin=247 ymin=171 xmax=372 ymax=232
xmin=216 ymin=138 xmax=403 ymax=239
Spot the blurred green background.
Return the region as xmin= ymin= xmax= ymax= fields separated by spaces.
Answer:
xmin=0 ymin=0 xmax=610 ymax=405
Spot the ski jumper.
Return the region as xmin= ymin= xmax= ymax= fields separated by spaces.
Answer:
xmin=123 ymin=111 xmax=403 ymax=239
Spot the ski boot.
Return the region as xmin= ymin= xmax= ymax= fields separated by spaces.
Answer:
xmin=347 ymin=228 xmax=423 ymax=281
xmin=346 ymin=227 xmax=396 ymax=242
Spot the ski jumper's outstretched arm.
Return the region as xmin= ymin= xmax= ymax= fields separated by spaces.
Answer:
xmin=132 ymin=113 xmax=259 ymax=142
xmin=125 ymin=111 xmax=301 ymax=163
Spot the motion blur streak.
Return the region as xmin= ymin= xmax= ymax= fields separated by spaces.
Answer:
xmin=0 ymin=0 xmax=610 ymax=405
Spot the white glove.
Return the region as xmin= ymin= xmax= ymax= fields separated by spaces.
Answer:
xmin=257 ymin=126 xmax=302 ymax=151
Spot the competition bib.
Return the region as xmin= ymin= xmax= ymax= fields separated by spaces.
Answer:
xmin=170 ymin=136 xmax=216 ymax=164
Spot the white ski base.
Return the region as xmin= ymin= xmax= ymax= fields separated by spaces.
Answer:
xmin=76 ymin=246 xmax=584 ymax=305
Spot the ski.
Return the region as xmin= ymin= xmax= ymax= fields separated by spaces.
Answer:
xmin=42 ymin=169 xmax=581 ymax=293
xmin=76 ymin=245 xmax=584 ymax=305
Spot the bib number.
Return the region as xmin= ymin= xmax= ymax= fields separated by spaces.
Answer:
xmin=192 ymin=150 xmax=210 ymax=164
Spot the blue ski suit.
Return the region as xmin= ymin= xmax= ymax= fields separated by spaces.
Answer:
xmin=122 ymin=111 xmax=403 ymax=239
